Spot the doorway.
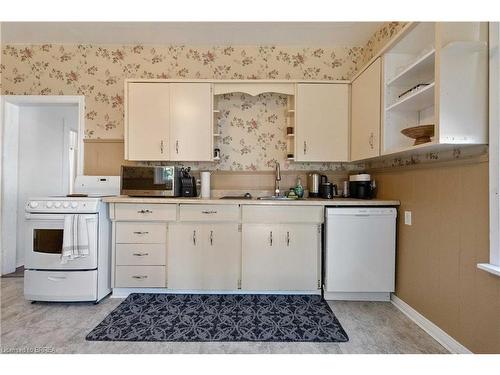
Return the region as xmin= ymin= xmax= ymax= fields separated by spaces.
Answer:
xmin=1 ymin=95 xmax=85 ymax=275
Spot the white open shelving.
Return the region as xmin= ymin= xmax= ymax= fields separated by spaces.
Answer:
xmin=385 ymin=82 xmax=435 ymax=112
xmin=380 ymin=22 xmax=488 ymax=157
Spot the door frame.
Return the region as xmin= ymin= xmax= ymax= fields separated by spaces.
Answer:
xmin=0 ymin=95 xmax=85 ymax=275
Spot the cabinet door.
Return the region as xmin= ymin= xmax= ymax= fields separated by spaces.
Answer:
xmin=203 ymin=224 xmax=241 ymax=290
xmin=167 ymin=223 xmax=204 ymax=289
xmin=296 ymin=84 xmax=349 ymax=162
xmin=280 ymin=224 xmax=320 ymax=291
xmin=351 ymin=58 xmax=381 ymax=161
xmin=126 ymin=82 xmax=169 ymax=160
xmin=241 ymin=224 xmax=280 ymax=291
xmin=169 ymin=83 xmax=213 ymax=161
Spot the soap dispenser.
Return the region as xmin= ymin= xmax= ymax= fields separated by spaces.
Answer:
xmin=294 ymin=176 xmax=304 ymax=198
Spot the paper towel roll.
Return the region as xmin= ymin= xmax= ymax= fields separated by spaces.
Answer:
xmin=200 ymin=171 xmax=211 ymax=198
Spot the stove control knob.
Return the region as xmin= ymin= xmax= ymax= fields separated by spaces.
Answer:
xmin=71 ymin=201 xmax=78 ymax=208
xmin=29 ymin=201 xmax=39 ymax=208
xmin=46 ymin=201 xmax=53 ymax=208
xmin=63 ymin=202 xmax=70 ymax=208
xmin=54 ymin=201 xmax=62 ymax=208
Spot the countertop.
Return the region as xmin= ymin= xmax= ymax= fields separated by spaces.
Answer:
xmin=103 ymin=195 xmax=400 ymax=206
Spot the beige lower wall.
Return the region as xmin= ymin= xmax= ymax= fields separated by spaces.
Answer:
xmin=83 ymin=140 xmax=349 ymax=193
xmin=372 ymin=158 xmax=500 ymax=354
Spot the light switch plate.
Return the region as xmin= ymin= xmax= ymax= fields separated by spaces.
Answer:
xmin=404 ymin=211 xmax=412 ymax=225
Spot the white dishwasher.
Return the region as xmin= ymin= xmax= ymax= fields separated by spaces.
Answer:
xmin=324 ymin=207 xmax=397 ymax=301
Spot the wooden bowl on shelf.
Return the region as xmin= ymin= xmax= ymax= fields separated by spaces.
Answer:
xmin=401 ymin=124 xmax=435 ymax=146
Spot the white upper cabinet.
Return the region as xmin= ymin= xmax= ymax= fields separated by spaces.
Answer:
xmin=295 ymin=83 xmax=349 ymax=162
xmin=125 ymin=82 xmax=213 ymax=161
xmin=126 ymin=82 xmax=170 ymax=161
xmin=169 ymin=83 xmax=213 ymax=161
xmin=351 ymin=58 xmax=382 ymax=161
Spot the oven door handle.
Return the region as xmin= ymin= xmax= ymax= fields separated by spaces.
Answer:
xmin=25 ymin=213 xmax=68 ymax=220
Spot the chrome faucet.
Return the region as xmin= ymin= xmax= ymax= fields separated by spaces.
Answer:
xmin=274 ymin=162 xmax=281 ymax=197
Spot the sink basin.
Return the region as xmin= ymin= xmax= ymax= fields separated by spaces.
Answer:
xmin=257 ymin=196 xmax=299 ymax=201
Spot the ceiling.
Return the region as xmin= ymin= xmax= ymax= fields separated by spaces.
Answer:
xmin=1 ymin=22 xmax=383 ymax=46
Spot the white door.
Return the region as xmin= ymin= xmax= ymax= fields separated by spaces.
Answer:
xmin=296 ymin=84 xmax=349 ymax=162
xmin=169 ymin=83 xmax=213 ymax=161
xmin=351 ymin=58 xmax=381 ymax=161
xmin=280 ymin=224 xmax=320 ymax=291
xmin=203 ymin=224 xmax=240 ymax=290
xmin=126 ymin=82 xmax=170 ymax=160
xmin=167 ymin=223 xmax=204 ymax=289
xmin=241 ymin=224 xmax=280 ymax=291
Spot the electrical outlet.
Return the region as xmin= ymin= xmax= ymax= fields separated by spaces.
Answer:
xmin=404 ymin=211 xmax=412 ymax=226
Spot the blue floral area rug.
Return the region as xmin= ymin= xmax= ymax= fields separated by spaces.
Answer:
xmin=86 ymin=293 xmax=348 ymax=342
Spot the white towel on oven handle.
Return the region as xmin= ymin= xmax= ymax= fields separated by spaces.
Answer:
xmin=61 ymin=214 xmax=93 ymax=263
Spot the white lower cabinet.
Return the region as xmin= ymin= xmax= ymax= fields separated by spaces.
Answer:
xmin=241 ymin=223 xmax=320 ymax=291
xmin=167 ymin=222 xmax=241 ymax=290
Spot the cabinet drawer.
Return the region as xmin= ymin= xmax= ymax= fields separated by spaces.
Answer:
xmin=116 ymin=222 xmax=167 ymax=243
xmin=116 ymin=244 xmax=166 ymax=266
xmin=179 ymin=204 xmax=240 ymax=222
xmin=242 ymin=205 xmax=323 ymax=224
xmin=114 ymin=204 xmax=177 ymax=221
xmin=115 ymin=266 xmax=166 ymax=288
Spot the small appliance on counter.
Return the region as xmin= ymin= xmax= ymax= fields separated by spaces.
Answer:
xmin=308 ymin=173 xmax=327 ymax=198
xmin=349 ymin=173 xmax=377 ymax=199
xmin=121 ymin=166 xmax=181 ymax=197
xmin=180 ymin=167 xmax=198 ymax=197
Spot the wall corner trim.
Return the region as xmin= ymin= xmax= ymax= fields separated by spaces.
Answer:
xmin=390 ymin=294 xmax=472 ymax=354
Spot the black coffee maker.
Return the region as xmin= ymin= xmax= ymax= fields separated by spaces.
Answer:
xmin=180 ymin=167 xmax=197 ymax=197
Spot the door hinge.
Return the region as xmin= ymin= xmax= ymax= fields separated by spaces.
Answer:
xmin=238 ymin=223 xmax=242 ymax=232
xmin=317 ymin=225 xmax=321 ymax=234
xmin=237 ymin=279 xmax=242 ymax=289
xmin=317 ymin=280 xmax=321 ymax=289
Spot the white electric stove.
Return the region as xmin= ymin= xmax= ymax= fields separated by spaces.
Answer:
xmin=23 ymin=176 xmax=119 ymax=303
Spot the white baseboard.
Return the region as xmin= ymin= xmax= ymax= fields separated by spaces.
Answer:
xmin=111 ymin=288 xmax=321 ymax=298
xmin=391 ymin=294 xmax=472 ymax=354
xmin=323 ymin=291 xmax=390 ymax=301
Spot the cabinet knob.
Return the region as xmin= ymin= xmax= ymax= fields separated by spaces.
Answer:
xmin=303 ymin=141 xmax=307 ymax=154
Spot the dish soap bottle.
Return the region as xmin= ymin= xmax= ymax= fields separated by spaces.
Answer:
xmin=294 ymin=176 xmax=304 ymax=198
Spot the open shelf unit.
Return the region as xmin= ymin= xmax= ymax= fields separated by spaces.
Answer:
xmin=285 ymin=94 xmax=296 ymax=161
xmin=380 ymin=22 xmax=488 ymax=156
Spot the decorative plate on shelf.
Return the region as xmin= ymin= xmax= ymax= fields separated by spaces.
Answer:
xmin=401 ymin=124 xmax=435 ymax=146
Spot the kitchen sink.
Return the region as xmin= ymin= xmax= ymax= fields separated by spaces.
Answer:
xmin=256 ymin=196 xmax=299 ymax=201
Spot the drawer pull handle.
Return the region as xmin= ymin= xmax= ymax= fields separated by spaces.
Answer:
xmin=132 ymin=275 xmax=148 ymax=279
xmin=138 ymin=209 xmax=153 ymax=214
xmin=210 ymin=230 xmax=214 ymax=246
xmin=286 ymin=231 xmax=290 ymax=246
xmin=47 ymin=276 xmax=67 ymax=281
xmin=133 ymin=231 xmax=149 ymax=235
xmin=201 ymin=210 xmax=217 ymax=214
xmin=269 ymin=231 xmax=273 ymax=246
xmin=132 ymin=252 xmax=149 ymax=256
xmin=193 ymin=230 xmax=197 ymax=245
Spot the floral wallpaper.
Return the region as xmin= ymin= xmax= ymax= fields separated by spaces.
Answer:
xmin=1 ymin=43 xmax=364 ymax=140
xmin=0 ymin=22 xmax=408 ymax=171
xmin=359 ymin=22 xmax=407 ymax=68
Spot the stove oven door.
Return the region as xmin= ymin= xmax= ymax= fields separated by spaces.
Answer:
xmin=24 ymin=213 xmax=98 ymax=270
